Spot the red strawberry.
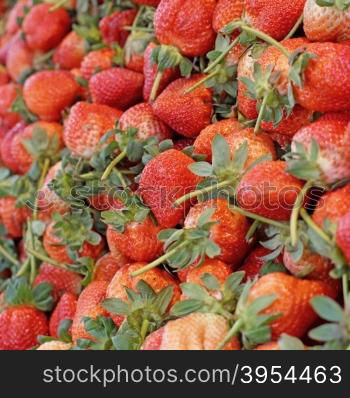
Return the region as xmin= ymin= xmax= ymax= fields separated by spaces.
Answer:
xmin=173 ymin=137 xmax=194 ymax=151
xmin=5 ymin=0 xmax=30 ymax=35
xmin=53 ymin=31 xmax=86 ymax=70
xmin=93 ymin=252 xmax=129 ymax=283
xmin=0 ymin=82 xmax=21 ymax=130
xmin=99 ymin=9 xmax=137 ymax=47
xmin=22 ymin=3 xmax=71 ymax=52
xmin=119 ymin=102 xmax=172 ymax=141
xmin=237 ymin=160 xmax=304 ymax=221
xmin=89 ymin=67 xmax=144 ymax=110
xmin=124 ymin=31 xmax=153 ymax=73
xmin=133 ymin=0 xmax=160 ymax=5
xmin=213 ymin=0 xmax=244 ymax=33
xmin=0 ymin=64 xmax=9 ymax=86
xmin=152 ymin=75 xmax=213 ymax=138
xmin=178 ymin=258 xmax=232 ymax=285
xmin=185 ymin=199 xmax=250 ymax=267
xmin=139 ymin=149 xmax=202 ymax=227
xmin=154 ymin=0 xmax=216 ymax=57
xmin=23 ymin=70 xmax=80 ymax=121
xmin=0 ymin=121 xmax=26 ymax=173
xmin=63 ymin=101 xmax=122 ymax=158
xmin=71 ymin=281 xmax=109 ymax=343
xmin=336 ymin=211 xmax=350 ymax=264
xmin=33 ymin=263 xmax=82 ymax=302
xmin=0 ymin=196 xmax=30 ymax=238
xmin=5 ymin=36 xmax=35 ymax=82
xmin=319 ymin=111 xmax=350 ymax=123
xmin=80 ymin=48 xmax=114 ymax=80
xmin=49 ymin=292 xmax=77 ymax=338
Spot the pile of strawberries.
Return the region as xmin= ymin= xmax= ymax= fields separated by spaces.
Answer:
xmin=0 ymin=0 xmax=350 ymax=351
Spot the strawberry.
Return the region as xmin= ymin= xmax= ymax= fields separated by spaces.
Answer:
xmin=173 ymin=137 xmax=194 ymax=151
xmin=304 ymin=0 xmax=350 ymax=42
xmin=71 ymin=281 xmax=109 ymax=343
xmin=119 ymin=102 xmax=172 ymax=141
xmin=0 ymin=64 xmax=9 ymax=86
xmin=99 ymin=9 xmax=137 ymax=47
xmin=0 ymin=121 xmax=26 ymax=173
xmin=63 ymin=101 xmax=122 ymax=158
xmin=185 ymin=199 xmax=250 ymax=266
xmin=49 ymin=292 xmax=77 ymax=338
xmin=143 ymin=313 xmax=240 ymax=350
xmin=93 ymin=252 xmax=129 ymax=282
xmin=0 ymin=82 xmax=21 ymax=130
xmin=193 ymin=118 xmax=243 ymax=161
xmin=53 ymin=31 xmax=86 ymax=70
xmin=33 ymin=263 xmax=82 ymax=302
xmin=0 ymin=196 xmax=31 ymax=238
xmin=213 ymin=0 xmax=244 ymax=33
xmin=22 ymin=3 xmax=71 ymax=51
xmin=89 ymin=67 xmax=144 ymax=110
xmin=10 ymin=121 xmax=64 ymax=174
xmin=152 ymin=75 xmax=213 ymax=138
xmin=37 ymin=341 xmax=72 ymax=350
xmin=133 ymin=0 xmax=160 ymax=5
xmin=23 ymin=70 xmax=80 ymax=121
xmin=139 ymin=149 xmax=203 ymax=227
xmin=80 ymin=48 xmax=114 ymax=80
xmin=319 ymin=111 xmax=350 ymax=122
xmin=336 ymin=211 xmax=350 ymax=264
xmin=237 ymin=160 xmax=304 ymax=221
xmin=124 ymin=31 xmax=153 ymax=74
xmin=5 ymin=0 xmax=30 ymax=35
xmin=154 ymin=0 xmax=217 ymax=57
xmin=247 ymin=272 xmax=337 ymax=339
xmin=5 ymin=36 xmax=35 ymax=83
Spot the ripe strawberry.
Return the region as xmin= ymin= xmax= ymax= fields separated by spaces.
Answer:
xmin=139 ymin=149 xmax=203 ymax=227
xmin=0 ymin=64 xmax=9 ymax=86
xmin=304 ymin=0 xmax=350 ymax=42
xmin=237 ymin=160 xmax=304 ymax=221
xmin=312 ymin=183 xmax=350 ymax=228
xmin=143 ymin=313 xmax=240 ymax=350
xmin=22 ymin=3 xmax=71 ymax=52
xmin=33 ymin=263 xmax=82 ymax=302
xmin=154 ymin=0 xmax=217 ymax=57
xmin=5 ymin=0 xmax=30 ymax=35
xmin=185 ymin=199 xmax=250 ymax=266
xmin=53 ymin=31 xmax=86 ymax=70
xmin=37 ymin=341 xmax=72 ymax=350
xmin=70 ymin=67 xmax=89 ymax=100
xmin=49 ymin=292 xmax=77 ymax=338
xmin=0 ymin=306 xmax=48 ymax=350
xmin=119 ymin=102 xmax=172 ymax=141
xmin=173 ymin=137 xmax=194 ymax=151
xmin=71 ymin=281 xmax=109 ymax=343
xmin=80 ymin=48 xmax=114 ymax=80
xmin=133 ymin=0 xmax=160 ymax=5
xmin=0 ymin=121 xmax=26 ymax=173
xmin=88 ymin=192 xmax=124 ymax=212
xmin=336 ymin=211 xmax=350 ymax=264
xmin=0 ymin=196 xmax=30 ymax=238
xmin=247 ymin=272 xmax=337 ymax=339
xmin=89 ymin=67 xmax=144 ymax=110
xmin=143 ymin=42 xmax=180 ymax=102
xmin=124 ymin=31 xmax=153 ymax=73
xmin=93 ymin=252 xmax=129 ymax=282
xmin=63 ymin=101 xmax=122 ymax=158
xmin=10 ymin=121 xmax=64 ymax=174
xmin=178 ymin=258 xmax=232 ymax=285
xmin=23 ymin=70 xmax=80 ymax=121
xmin=152 ymin=75 xmax=213 ymax=138
xmin=5 ymin=36 xmax=35 ymax=82
xmin=213 ymin=0 xmax=244 ymax=33
xmin=99 ymin=9 xmax=137 ymax=47
xmin=0 ymin=82 xmax=21 ymax=130
xmin=319 ymin=111 xmax=350 ymax=122
xmin=193 ymin=118 xmax=243 ymax=161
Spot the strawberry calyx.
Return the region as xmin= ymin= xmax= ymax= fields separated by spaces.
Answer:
xmin=38 ymin=319 xmax=73 ymax=346
xmin=124 ymin=30 xmax=154 ymax=65
xmin=0 ymin=224 xmax=20 ymax=269
xmin=316 ymin=0 xmax=350 ymax=11
xmin=76 ymin=316 xmax=118 ymax=350
xmin=11 ymin=91 xmax=38 ymax=123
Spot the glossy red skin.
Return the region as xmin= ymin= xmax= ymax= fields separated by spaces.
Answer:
xmin=99 ymin=9 xmax=137 ymax=47
xmin=33 ymin=263 xmax=82 ymax=303
xmin=43 ymin=221 xmax=105 ymax=265
xmin=5 ymin=37 xmax=35 ymax=82
xmin=0 ymin=121 xmax=26 ymax=173
xmin=139 ymin=149 xmax=203 ymax=228
xmin=152 ymin=75 xmax=213 ymax=138
xmin=319 ymin=111 xmax=350 ymax=123
xmin=245 ymin=0 xmax=306 ymax=40
xmin=294 ymin=43 xmax=350 ymax=112
xmin=53 ymin=31 xmax=86 ymax=70
xmin=63 ymin=101 xmax=122 ymax=158
xmin=5 ymin=0 xmax=30 ymax=34
xmin=0 ymin=196 xmax=31 ymax=238
xmin=185 ymin=199 xmax=251 ymax=267
xmin=10 ymin=121 xmax=64 ymax=174
xmin=22 ymin=4 xmax=71 ymax=52
xmin=93 ymin=252 xmax=129 ymax=283
xmin=0 ymin=83 xmax=21 ymax=130
xmin=71 ymin=281 xmax=109 ymax=343
xmin=88 ymin=193 xmax=124 ymax=212
xmin=23 ymin=70 xmax=80 ymax=121
xmin=0 ymin=65 xmax=10 ymax=86
xmin=0 ymin=306 xmax=48 ymax=350
xmin=336 ymin=212 xmax=350 ymax=265
xmin=237 ymin=160 xmax=304 ymax=221
xmin=213 ymin=0 xmax=244 ymax=33
xmin=178 ymin=259 xmax=232 ymax=285
xmin=49 ymin=292 xmax=77 ymax=338
xmin=143 ymin=42 xmax=180 ymax=102
xmin=119 ymin=102 xmax=172 ymax=141
xmin=89 ymin=67 xmax=144 ymax=111
xmin=154 ymin=0 xmax=217 ymax=57
xmin=80 ymin=48 xmax=114 ymax=80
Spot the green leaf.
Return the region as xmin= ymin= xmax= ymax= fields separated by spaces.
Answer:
xmin=201 ymin=273 xmax=221 ymax=291
xmin=180 ymin=283 xmax=211 ymax=301
xmin=212 ymin=135 xmax=231 ymax=172
xmin=188 ymin=161 xmax=213 ymax=177
xmin=311 ymin=296 xmax=345 ymax=323
xmin=170 ymin=299 xmax=204 ymax=317
xmin=309 ymin=323 xmax=344 ymax=342
xmin=102 ymin=298 xmax=130 ymax=316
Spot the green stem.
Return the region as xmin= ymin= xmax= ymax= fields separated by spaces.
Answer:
xmin=290 ymin=181 xmax=313 ymax=247
xmin=283 ymin=14 xmax=304 ymax=41
xmin=204 ymin=36 xmax=240 ymax=74
xmin=28 ymin=225 xmax=36 ymax=284
xmin=49 ymin=0 xmax=68 ymax=12
xmin=216 ymin=318 xmax=243 ymax=350
xmin=300 ymin=208 xmax=332 ymax=245
xmin=174 ymin=179 xmax=234 ymax=207
xmin=230 ymin=206 xmax=290 ymax=230
xmin=16 ymin=258 xmax=30 ymax=277
xmin=33 ymin=158 xmax=50 ymax=219
xmin=131 ymin=241 xmax=190 ymax=277
xmin=140 ymin=319 xmax=150 ymax=341
xmin=343 ymin=274 xmax=349 ymax=310
xmin=185 ymin=70 xmax=219 ymax=94
xmin=101 ymin=150 xmax=127 ymax=181
xmin=123 ymin=26 xmax=154 ymax=33
xmin=79 ymin=172 xmax=97 ymax=180
xmin=149 ymin=71 xmax=163 ymax=102
xmin=132 ymin=6 xmax=145 ymax=30
xmin=0 ymin=243 xmax=19 ymax=266
xmin=25 ymin=246 xmax=70 ymax=271
xmin=114 ymin=168 xmax=128 ymax=189
xmin=246 ymin=220 xmax=260 ymax=242
xmin=254 ymin=93 xmax=269 ymax=134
